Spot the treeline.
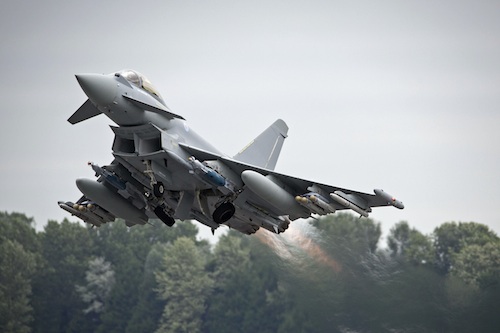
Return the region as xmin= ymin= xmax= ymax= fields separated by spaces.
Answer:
xmin=1 ymin=211 xmax=499 ymax=333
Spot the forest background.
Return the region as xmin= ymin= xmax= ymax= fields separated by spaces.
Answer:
xmin=1 ymin=211 xmax=499 ymax=333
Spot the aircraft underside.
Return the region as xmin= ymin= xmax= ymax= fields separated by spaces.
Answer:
xmin=59 ymin=69 xmax=404 ymax=235
xmin=60 ymin=123 xmax=291 ymax=235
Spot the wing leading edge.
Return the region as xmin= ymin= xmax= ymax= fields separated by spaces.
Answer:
xmin=179 ymin=142 xmax=404 ymax=227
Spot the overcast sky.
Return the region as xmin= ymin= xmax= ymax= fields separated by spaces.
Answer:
xmin=1 ymin=0 xmax=499 ymax=241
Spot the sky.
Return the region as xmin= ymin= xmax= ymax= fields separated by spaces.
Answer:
xmin=1 ymin=0 xmax=499 ymax=243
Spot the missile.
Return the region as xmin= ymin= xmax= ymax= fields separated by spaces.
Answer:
xmin=329 ymin=191 xmax=370 ymax=217
xmin=374 ymin=189 xmax=404 ymax=209
xmin=295 ymin=195 xmax=326 ymax=215
xmin=89 ymin=162 xmax=126 ymax=190
xmin=58 ymin=201 xmax=107 ymax=227
xmin=242 ymin=202 xmax=290 ymax=234
xmin=309 ymin=194 xmax=336 ymax=214
xmin=241 ymin=170 xmax=309 ymax=219
xmin=76 ymin=178 xmax=148 ymax=225
xmin=85 ymin=202 xmax=116 ymax=221
xmin=188 ymin=157 xmax=226 ymax=187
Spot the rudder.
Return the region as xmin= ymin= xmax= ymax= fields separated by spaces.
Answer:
xmin=233 ymin=119 xmax=288 ymax=170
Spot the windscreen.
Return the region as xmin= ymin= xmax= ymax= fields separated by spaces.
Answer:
xmin=119 ymin=70 xmax=165 ymax=103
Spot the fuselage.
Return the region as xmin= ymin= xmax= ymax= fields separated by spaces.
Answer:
xmin=76 ymin=70 xmax=223 ymax=156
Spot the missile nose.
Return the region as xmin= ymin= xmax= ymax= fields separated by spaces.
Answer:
xmin=75 ymin=73 xmax=117 ymax=106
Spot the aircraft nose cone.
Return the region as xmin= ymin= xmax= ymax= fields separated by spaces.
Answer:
xmin=75 ymin=73 xmax=117 ymax=106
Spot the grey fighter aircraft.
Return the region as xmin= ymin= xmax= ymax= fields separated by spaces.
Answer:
xmin=59 ymin=69 xmax=404 ymax=235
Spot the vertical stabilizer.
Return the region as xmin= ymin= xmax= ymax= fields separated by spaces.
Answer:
xmin=233 ymin=119 xmax=288 ymax=170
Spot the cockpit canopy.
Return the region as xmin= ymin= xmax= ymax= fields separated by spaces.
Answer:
xmin=118 ymin=69 xmax=165 ymax=104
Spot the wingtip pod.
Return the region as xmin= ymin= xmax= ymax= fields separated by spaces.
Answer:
xmin=374 ymin=189 xmax=404 ymax=209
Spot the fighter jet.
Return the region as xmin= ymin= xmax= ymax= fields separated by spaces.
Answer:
xmin=59 ymin=69 xmax=404 ymax=235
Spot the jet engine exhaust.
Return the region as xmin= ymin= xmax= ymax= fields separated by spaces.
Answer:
xmin=255 ymin=220 xmax=342 ymax=273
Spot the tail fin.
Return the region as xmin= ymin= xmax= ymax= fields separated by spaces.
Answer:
xmin=233 ymin=119 xmax=288 ymax=170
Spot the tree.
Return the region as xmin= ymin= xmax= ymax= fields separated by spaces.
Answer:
xmin=387 ymin=221 xmax=434 ymax=265
xmin=433 ymin=222 xmax=499 ymax=273
xmin=452 ymin=242 xmax=500 ymax=288
xmin=269 ymin=215 xmax=384 ymax=332
xmin=4 ymin=208 xmax=500 ymax=332
xmin=0 ymin=239 xmax=37 ymax=333
xmin=76 ymin=257 xmax=115 ymax=315
xmin=91 ymin=221 xmax=147 ymax=333
xmin=204 ymin=231 xmax=278 ymax=332
xmin=31 ymin=219 xmax=93 ymax=333
xmin=0 ymin=212 xmax=40 ymax=333
xmin=124 ymin=221 xmax=201 ymax=333
xmin=311 ymin=213 xmax=381 ymax=255
xmin=388 ymin=220 xmax=411 ymax=255
xmin=0 ymin=212 xmax=39 ymax=253
xmin=93 ymin=219 xmax=199 ymax=333
xmin=125 ymin=244 xmax=168 ymax=333
xmin=155 ymin=237 xmax=213 ymax=333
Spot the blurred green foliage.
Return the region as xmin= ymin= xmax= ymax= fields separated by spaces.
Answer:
xmin=1 ymin=211 xmax=499 ymax=333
